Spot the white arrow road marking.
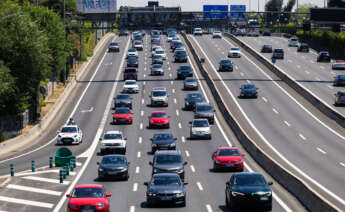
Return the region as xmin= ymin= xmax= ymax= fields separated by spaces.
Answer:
xmin=81 ymin=107 xmax=94 ymax=113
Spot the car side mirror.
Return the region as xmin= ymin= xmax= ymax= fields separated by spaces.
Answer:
xmin=268 ymin=181 xmax=273 ymax=186
xmin=149 ymin=161 xmax=153 ymax=165
xmin=99 ymin=138 xmax=102 ymax=141
xmin=97 ymin=162 xmax=100 ymax=165
xmin=66 ymin=194 xmax=72 ymax=198
xmin=183 ymin=161 xmax=188 ymax=165
xmin=189 ymin=121 xmax=192 ymax=124
xmin=127 ymin=162 xmax=131 ymax=165
xmin=174 ymin=138 xmax=177 ymax=140
xmin=106 ymin=193 xmax=112 ymax=197
xmin=144 ymin=182 xmax=149 ymax=186
xmin=150 ymin=138 xmax=153 ymax=141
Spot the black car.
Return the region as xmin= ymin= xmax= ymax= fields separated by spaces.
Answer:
xmin=123 ymin=67 xmax=138 ymax=81
xmin=108 ymin=42 xmax=119 ymax=52
xmin=334 ymin=75 xmax=345 ymax=86
xmin=317 ymin=51 xmax=331 ymax=62
xmin=127 ymin=56 xmax=138 ymax=67
xmin=194 ymin=102 xmax=215 ymax=124
xmin=151 ymin=132 xmax=177 ymax=153
xmin=152 ymin=55 xmax=164 ymax=64
xmin=184 ymin=77 xmax=198 ymax=90
xmin=97 ymin=154 xmax=130 ymax=180
xmin=174 ymin=50 xmax=188 ymax=63
xmin=114 ymin=94 xmax=132 ymax=109
xmin=297 ymin=43 xmax=309 ymax=52
xmin=272 ymin=48 xmax=284 ymax=59
xmin=145 ymin=173 xmax=187 ymax=207
xmin=261 ymin=44 xmax=273 ymax=53
xmin=149 ymin=150 xmax=187 ymax=181
xmin=177 ymin=65 xmax=193 ymax=80
xmin=225 ymin=172 xmax=273 ymax=211
xmin=184 ymin=92 xmax=204 ymax=110
xmin=119 ymin=29 xmax=128 ymax=36
xmin=240 ymin=84 xmax=258 ymax=98
xmin=262 ymin=29 xmax=271 ymax=36
xmin=219 ymin=59 xmax=233 ymax=72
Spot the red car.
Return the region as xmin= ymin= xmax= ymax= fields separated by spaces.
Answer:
xmin=148 ymin=111 xmax=170 ymax=128
xmin=67 ymin=184 xmax=111 ymax=212
xmin=112 ymin=107 xmax=133 ymax=124
xmin=212 ymin=147 xmax=245 ymax=171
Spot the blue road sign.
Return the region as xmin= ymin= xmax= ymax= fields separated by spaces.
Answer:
xmin=230 ymin=5 xmax=246 ymax=20
xmin=203 ymin=5 xmax=228 ymax=19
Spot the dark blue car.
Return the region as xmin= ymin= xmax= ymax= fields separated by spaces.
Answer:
xmin=184 ymin=92 xmax=204 ymax=110
xmin=177 ymin=65 xmax=193 ymax=80
xmin=239 ymin=84 xmax=258 ymax=98
xmin=334 ymin=75 xmax=345 ymax=86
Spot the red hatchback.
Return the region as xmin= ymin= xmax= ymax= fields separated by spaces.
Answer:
xmin=148 ymin=111 xmax=170 ymax=128
xmin=67 ymin=184 xmax=111 ymax=212
xmin=212 ymin=147 xmax=245 ymax=171
xmin=112 ymin=107 xmax=133 ymax=124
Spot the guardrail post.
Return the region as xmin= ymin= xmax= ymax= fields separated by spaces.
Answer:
xmin=64 ymin=165 xmax=69 ymax=176
xmin=49 ymin=156 xmax=53 ymax=168
xmin=31 ymin=160 xmax=36 ymax=172
xmin=71 ymin=158 xmax=76 ymax=168
xmin=70 ymin=160 xmax=74 ymax=172
xmin=59 ymin=169 xmax=64 ymax=183
xmin=10 ymin=164 xmax=14 ymax=177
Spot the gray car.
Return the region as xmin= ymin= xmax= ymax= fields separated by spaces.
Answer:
xmin=335 ymin=91 xmax=345 ymax=106
xmin=150 ymin=87 xmax=168 ymax=107
xmin=151 ymin=64 xmax=164 ymax=76
xmin=97 ymin=154 xmax=130 ymax=180
xmin=194 ymin=102 xmax=215 ymax=124
xmin=184 ymin=77 xmax=198 ymax=90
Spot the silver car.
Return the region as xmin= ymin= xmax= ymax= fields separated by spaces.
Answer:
xmin=189 ymin=119 xmax=211 ymax=139
xmin=184 ymin=77 xmax=198 ymax=90
xmin=151 ymin=64 xmax=164 ymax=76
xmin=150 ymin=87 xmax=168 ymax=107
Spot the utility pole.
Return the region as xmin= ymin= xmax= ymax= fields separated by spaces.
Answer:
xmin=258 ymin=0 xmax=260 ymax=13
xmin=63 ymin=0 xmax=67 ymax=85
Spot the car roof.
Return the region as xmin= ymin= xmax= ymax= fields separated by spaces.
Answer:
xmin=153 ymin=173 xmax=180 ymax=177
xmin=155 ymin=150 xmax=180 ymax=155
xmin=152 ymin=87 xmax=167 ymax=91
xmin=242 ymin=83 xmax=256 ymax=87
xmin=217 ymin=147 xmax=239 ymax=150
xmin=233 ymin=172 xmax=264 ymax=177
xmin=193 ymin=118 xmax=209 ymax=122
xmin=151 ymin=110 xmax=167 ymax=114
xmin=104 ymin=130 xmax=122 ymax=135
xmin=63 ymin=125 xmax=77 ymax=128
xmin=195 ymin=102 xmax=211 ymax=107
xmin=75 ymin=184 xmax=104 ymax=189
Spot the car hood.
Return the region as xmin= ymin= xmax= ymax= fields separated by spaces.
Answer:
xmin=242 ymin=89 xmax=257 ymax=93
xmin=192 ymin=127 xmax=210 ymax=132
xmin=216 ymin=155 xmax=242 ymax=162
xmin=59 ymin=133 xmax=78 ymax=137
xmin=232 ymin=185 xmax=271 ymax=194
xmin=68 ymin=197 xmax=107 ymax=205
xmin=100 ymin=164 xmax=127 ymax=169
xmin=123 ymin=85 xmax=138 ymax=88
xmin=150 ymin=117 xmax=168 ymax=122
xmin=153 ymin=139 xmax=174 ymax=145
xmin=148 ymin=185 xmax=184 ymax=194
xmin=154 ymin=164 xmax=183 ymax=171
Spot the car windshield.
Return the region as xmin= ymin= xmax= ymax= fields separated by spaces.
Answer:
xmin=102 ymin=156 xmax=125 ymax=164
xmin=234 ymin=175 xmax=266 ymax=186
xmin=155 ymin=154 xmax=182 ymax=164
xmin=175 ymin=51 xmax=186 ymax=56
xmin=243 ymin=84 xmax=255 ymax=89
xmin=151 ymin=176 xmax=181 ymax=186
xmin=221 ymin=60 xmax=231 ymax=65
xmin=264 ymin=45 xmax=272 ymax=48
xmin=116 ymin=94 xmax=130 ymax=100
xmin=231 ymin=48 xmax=239 ymax=51
xmin=125 ymin=81 xmax=136 ymax=85
xmin=188 ymin=93 xmax=202 ymax=100
xmin=128 ymin=49 xmax=136 ymax=52
xmin=115 ymin=108 xmax=130 ymax=114
xmin=134 ymin=41 xmax=142 ymax=45
xmin=152 ymin=91 xmax=166 ymax=97
xmin=275 ymin=49 xmax=284 ymax=53
xmin=193 ymin=120 xmax=209 ymax=127
xmin=61 ymin=127 xmax=77 ymax=133
xmin=110 ymin=42 xmax=118 ymax=46
xmin=291 ymin=38 xmax=298 ymax=42
xmin=153 ymin=55 xmax=162 ymax=59
xmin=151 ymin=112 xmax=167 ymax=118
xmin=180 ymin=66 xmax=191 ymax=70
xmin=104 ymin=133 xmax=122 ymax=140
xmin=128 ymin=57 xmax=137 ymax=62
xmin=186 ymin=78 xmax=197 ymax=83
xmin=72 ymin=188 xmax=105 ymax=198
xmin=218 ymin=149 xmax=240 ymax=156
xmin=152 ymin=64 xmax=162 ymax=68
xmin=196 ymin=105 xmax=212 ymax=112
xmin=154 ymin=133 xmax=173 ymax=140
xmin=337 ymin=75 xmax=345 ymax=80
xmin=156 ymin=50 xmax=164 ymax=54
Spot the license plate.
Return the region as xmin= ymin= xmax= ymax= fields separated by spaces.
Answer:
xmin=225 ymin=164 xmax=234 ymax=167
xmin=81 ymin=210 xmax=94 ymax=212
xmin=260 ymin=197 xmax=269 ymax=201
xmin=160 ymin=196 xmax=171 ymax=200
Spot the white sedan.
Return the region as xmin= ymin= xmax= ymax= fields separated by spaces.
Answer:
xmin=332 ymin=60 xmax=345 ymax=70
xmin=57 ymin=125 xmax=83 ymax=145
xmin=122 ymin=80 xmax=139 ymax=93
xmin=127 ymin=48 xmax=138 ymax=58
xmin=190 ymin=119 xmax=211 ymax=140
xmin=100 ymin=131 xmax=127 ymax=154
xmin=212 ymin=31 xmax=222 ymax=38
xmin=154 ymin=49 xmax=166 ymax=60
xmin=228 ymin=47 xmax=241 ymax=58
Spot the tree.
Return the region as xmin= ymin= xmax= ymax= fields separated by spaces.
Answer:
xmin=295 ymin=3 xmax=316 ymax=22
xmin=265 ymin=0 xmax=283 ymax=24
xmin=281 ymin=0 xmax=296 ymax=24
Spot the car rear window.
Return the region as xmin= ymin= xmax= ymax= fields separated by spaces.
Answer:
xmin=72 ymin=188 xmax=104 ymax=198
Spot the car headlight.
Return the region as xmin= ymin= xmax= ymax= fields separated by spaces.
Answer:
xmin=98 ymin=168 xmax=103 ymax=172
xmin=148 ymin=192 xmax=156 ymax=196
xmin=164 ymin=119 xmax=169 ymax=123
xmin=253 ymin=191 xmax=271 ymax=196
xmin=153 ymin=169 xmax=158 ymax=173
xmin=169 ymin=143 xmax=176 ymax=147
xmin=175 ymin=192 xmax=184 ymax=197
xmin=97 ymin=203 xmax=106 ymax=208
xmin=232 ymin=191 xmax=245 ymax=197
xmin=74 ymin=135 xmax=78 ymax=138
xmin=152 ymin=144 xmax=157 ymax=147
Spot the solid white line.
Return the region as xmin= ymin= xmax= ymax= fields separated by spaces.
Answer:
xmin=305 ymin=71 xmax=310 ymax=74
xmin=206 ymin=204 xmax=213 ymax=212
xmin=176 ymin=110 xmax=179 ymax=116
xmin=133 ymin=183 xmax=138 ymax=192
xmin=136 ymin=166 xmax=140 ymax=174
xmin=137 ymin=152 xmax=141 ymax=158
xmin=185 ymin=150 xmax=190 ymax=157
xmin=328 ymin=85 xmax=334 ymax=90
xmin=22 ymin=176 xmax=70 ymax=185
xmin=130 ymin=205 xmax=135 ymax=212
xmin=262 ymin=97 xmax=268 ymax=102
xmin=196 ymin=182 xmax=203 ymax=191
xmin=138 ymin=137 xmax=142 ymax=144
xmin=140 ymin=123 xmax=143 ymax=130
xmin=0 ymin=196 xmax=53 ymax=208
xmin=190 ymin=165 xmax=195 ymax=172
xmin=340 ymin=162 xmax=345 ymax=168
xmin=284 ymin=121 xmax=291 ymax=127
xmin=272 ymin=108 xmax=279 ymax=114
xmin=53 ymin=37 xmax=131 ymax=212
xmin=6 ymin=184 xmax=62 ymax=196
xmin=174 ymin=98 xmax=177 ymax=104
xmin=171 ymin=81 xmax=173 ymax=85
xmin=317 ymin=147 xmax=327 ymax=154
xmin=299 ymin=133 xmax=307 ymax=141
xmin=181 ymin=136 xmax=186 ymax=143
xmin=178 ymin=122 xmax=182 ymax=128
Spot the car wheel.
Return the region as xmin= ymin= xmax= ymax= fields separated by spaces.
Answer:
xmin=225 ymin=194 xmax=230 ymax=207
xmin=208 ymin=135 xmax=212 ymax=140
xmin=181 ymin=199 xmax=186 ymax=207
xmin=265 ymin=204 xmax=272 ymax=211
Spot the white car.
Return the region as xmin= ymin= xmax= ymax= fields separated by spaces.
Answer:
xmin=122 ymin=80 xmax=139 ymax=93
xmin=288 ymin=38 xmax=299 ymax=47
xmin=133 ymin=41 xmax=143 ymax=50
xmin=100 ymin=131 xmax=127 ymax=154
xmin=127 ymin=48 xmax=138 ymax=58
xmin=332 ymin=60 xmax=345 ymax=70
xmin=167 ymin=35 xmax=175 ymax=42
xmin=212 ymin=31 xmax=222 ymax=38
xmin=175 ymin=47 xmax=186 ymax=52
xmin=193 ymin=28 xmax=203 ymax=36
xmin=154 ymin=49 xmax=166 ymax=60
xmin=150 ymin=87 xmax=168 ymax=106
xmin=190 ymin=119 xmax=211 ymax=139
xmin=57 ymin=125 xmax=83 ymax=145
xmin=228 ymin=47 xmax=241 ymax=58
xmin=151 ymin=46 xmax=163 ymax=56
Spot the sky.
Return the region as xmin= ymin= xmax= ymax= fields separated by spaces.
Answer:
xmin=117 ymin=0 xmax=325 ymax=12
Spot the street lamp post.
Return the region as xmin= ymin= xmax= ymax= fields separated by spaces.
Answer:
xmin=63 ymin=0 xmax=67 ymax=85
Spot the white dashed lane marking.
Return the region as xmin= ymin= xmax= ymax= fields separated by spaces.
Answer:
xmin=141 ymin=110 xmax=144 ymax=117
xmin=262 ymin=97 xmax=268 ymax=102
xmin=138 ymin=137 xmax=142 ymax=144
xmin=317 ymin=147 xmax=327 ymax=154
xmin=174 ymin=98 xmax=177 ymax=104
xmin=206 ymin=204 xmax=213 ymax=212
xmin=196 ymin=182 xmax=204 ymax=191
xmin=133 ymin=183 xmax=138 ymax=192
xmin=272 ymin=108 xmax=279 ymax=114
xmin=141 ymin=99 xmax=145 ymax=105
xmin=140 ymin=123 xmax=143 ymax=129
xmin=130 ymin=206 xmax=135 ymax=212
xmin=136 ymin=166 xmax=140 ymax=174
xmin=176 ymin=110 xmax=179 ymax=116
xmin=181 ymin=136 xmax=186 ymax=143
xmin=299 ymin=133 xmax=307 ymax=141
xmin=178 ymin=122 xmax=182 ymax=128
xmin=190 ymin=165 xmax=195 ymax=172
xmin=340 ymin=162 xmax=345 ymax=168
xmin=137 ymin=152 xmax=141 ymax=158
xmin=284 ymin=121 xmax=291 ymax=127
xmin=185 ymin=150 xmax=190 ymax=157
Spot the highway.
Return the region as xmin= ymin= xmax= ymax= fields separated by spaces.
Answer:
xmin=238 ymin=35 xmax=345 ymax=116
xmin=190 ymin=34 xmax=345 ymax=210
xmin=49 ymin=34 xmax=302 ymax=212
